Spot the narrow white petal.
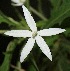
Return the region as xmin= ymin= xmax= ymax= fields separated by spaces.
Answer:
xmin=35 ymin=36 xmax=52 ymax=61
xmin=4 ymin=30 xmax=32 ymax=37
xmin=22 ymin=5 xmax=37 ymax=32
xmin=20 ymin=38 xmax=35 ymax=62
xmin=38 ymin=28 xmax=66 ymax=36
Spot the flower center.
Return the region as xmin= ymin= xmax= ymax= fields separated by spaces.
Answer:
xmin=32 ymin=31 xmax=37 ymax=38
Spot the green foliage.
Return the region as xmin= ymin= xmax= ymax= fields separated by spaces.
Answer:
xmin=0 ymin=39 xmax=18 ymax=71
xmin=0 ymin=38 xmax=24 ymax=71
xmin=44 ymin=0 xmax=70 ymax=28
xmin=64 ymin=28 xmax=70 ymax=36
xmin=0 ymin=0 xmax=70 ymax=71
xmin=0 ymin=11 xmax=26 ymax=29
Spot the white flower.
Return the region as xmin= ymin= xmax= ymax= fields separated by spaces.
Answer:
xmin=4 ymin=5 xmax=66 ymax=63
xmin=11 ymin=0 xmax=26 ymax=6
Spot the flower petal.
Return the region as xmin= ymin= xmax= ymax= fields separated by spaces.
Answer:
xmin=4 ymin=30 xmax=32 ymax=37
xmin=22 ymin=5 xmax=37 ymax=32
xmin=20 ymin=38 xmax=35 ymax=62
xmin=11 ymin=0 xmax=26 ymax=6
xmin=11 ymin=0 xmax=20 ymax=3
xmin=35 ymin=36 xmax=52 ymax=61
xmin=38 ymin=28 xmax=66 ymax=36
xmin=11 ymin=3 xmax=23 ymax=6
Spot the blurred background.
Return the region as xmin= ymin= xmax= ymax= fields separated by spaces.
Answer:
xmin=0 ymin=0 xmax=70 ymax=71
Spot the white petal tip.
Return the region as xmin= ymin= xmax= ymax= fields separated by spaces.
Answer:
xmin=20 ymin=60 xmax=23 ymax=63
xmin=4 ymin=31 xmax=13 ymax=36
xmin=20 ymin=57 xmax=24 ymax=63
xmin=49 ymin=55 xmax=52 ymax=61
xmin=20 ymin=55 xmax=26 ymax=63
xmin=62 ymin=29 xmax=66 ymax=32
xmin=47 ymin=54 xmax=52 ymax=61
xmin=20 ymin=55 xmax=27 ymax=63
xmin=4 ymin=32 xmax=9 ymax=35
xmin=20 ymin=54 xmax=28 ymax=63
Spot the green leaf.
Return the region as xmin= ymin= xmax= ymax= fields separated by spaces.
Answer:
xmin=58 ymin=57 xmax=70 ymax=71
xmin=28 ymin=65 xmax=37 ymax=71
xmin=0 ymin=38 xmax=24 ymax=71
xmin=64 ymin=28 xmax=70 ymax=36
xmin=0 ymin=11 xmax=24 ymax=29
xmin=29 ymin=53 xmax=39 ymax=71
xmin=51 ymin=0 xmax=61 ymax=11
xmin=0 ymin=15 xmax=6 ymax=23
xmin=60 ymin=38 xmax=70 ymax=53
xmin=37 ymin=20 xmax=46 ymax=28
xmin=45 ymin=35 xmax=59 ymax=46
xmin=44 ymin=0 xmax=70 ymax=28
xmin=0 ymin=39 xmax=17 ymax=71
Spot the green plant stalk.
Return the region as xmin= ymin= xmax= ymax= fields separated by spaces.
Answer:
xmin=26 ymin=0 xmax=30 ymax=11
xmin=47 ymin=9 xmax=70 ymax=28
xmin=0 ymin=30 xmax=8 ymax=34
xmin=8 ymin=17 xmax=24 ymax=29
xmin=12 ymin=61 xmax=24 ymax=71
xmin=30 ymin=7 xmax=47 ymax=21
xmin=38 ymin=0 xmax=43 ymax=14
xmin=58 ymin=63 xmax=63 ymax=71
xmin=13 ymin=7 xmax=27 ymax=27
xmin=30 ymin=53 xmax=39 ymax=71
xmin=14 ymin=7 xmax=24 ymax=20
xmin=0 ymin=11 xmax=24 ymax=29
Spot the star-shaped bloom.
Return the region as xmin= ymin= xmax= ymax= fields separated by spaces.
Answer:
xmin=4 ymin=5 xmax=66 ymax=63
xmin=11 ymin=0 xmax=26 ymax=6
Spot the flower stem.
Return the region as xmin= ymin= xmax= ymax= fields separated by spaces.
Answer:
xmin=30 ymin=53 xmax=39 ymax=71
xmin=13 ymin=7 xmax=27 ymax=26
xmin=26 ymin=0 xmax=30 ymax=11
xmin=38 ymin=0 xmax=43 ymax=14
xmin=0 ymin=30 xmax=8 ymax=34
xmin=30 ymin=7 xmax=48 ymax=21
xmin=14 ymin=7 xmax=24 ymax=20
